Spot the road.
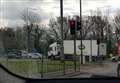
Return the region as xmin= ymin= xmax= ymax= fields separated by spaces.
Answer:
xmin=69 ymin=61 xmax=118 ymax=78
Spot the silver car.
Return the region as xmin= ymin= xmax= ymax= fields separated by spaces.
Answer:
xmin=28 ymin=53 xmax=42 ymax=59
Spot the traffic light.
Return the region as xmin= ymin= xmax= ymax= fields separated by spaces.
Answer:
xmin=77 ymin=21 xmax=81 ymax=30
xmin=69 ymin=20 xmax=75 ymax=35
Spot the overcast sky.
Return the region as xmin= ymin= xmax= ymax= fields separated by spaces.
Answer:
xmin=0 ymin=0 xmax=120 ymax=27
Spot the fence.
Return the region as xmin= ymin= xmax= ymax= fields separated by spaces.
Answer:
xmin=0 ymin=57 xmax=81 ymax=79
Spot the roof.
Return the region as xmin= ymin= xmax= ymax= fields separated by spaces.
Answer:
xmin=49 ymin=42 xmax=57 ymax=47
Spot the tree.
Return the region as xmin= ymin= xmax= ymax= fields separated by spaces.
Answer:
xmin=81 ymin=16 xmax=96 ymax=39
xmin=33 ymin=24 xmax=45 ymax=53
xmin=1 ymin=28 xmax=16 ymax=52
xmin=21 ymin=8 xmax=41 ymax=25
xmin=110 ymin=9 xmax=120 ymax=54
xmin=81 ymin=9 xmax=109 ymax=40
xmin=113 ymin=10 xmax=120 ymax=41
xmin=0 ymin=29 xmax=5 ymax=55
xmin=21 ymin=8 xmax=42 ymax=52
xmin=15 ymin=27 xmax=26 ymax=50
xmin=48 ymin=17 xmax=70 ymax=41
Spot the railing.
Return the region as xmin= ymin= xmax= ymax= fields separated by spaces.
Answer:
xmin=0 ymin=57 xmax=81 ymax=78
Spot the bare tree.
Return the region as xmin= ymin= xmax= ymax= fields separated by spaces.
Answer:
xmin=48 ymin=17 xmax=70 ymax=41
xmin=33 ymin=24 xmax=45 ymax=53
xmin=113 ymin=9 xmax=120 ymax=41
xmin=1 ymin=28 xmax=16 ymax=52
xmin=21 ymin=8 xmax=42 ymax=52
xmin=81 ymin=15 xmax=96 ymax=39
xmin=15 ymin=27 xmax=26 ymax=50
xmin=21 ymin=8 xmax=41 ymax=25
xmin=81 ymin=9 xmax=109 ymax=40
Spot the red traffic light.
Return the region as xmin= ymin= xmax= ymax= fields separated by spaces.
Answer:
xmin=69 ymin=20 xmax=75 ymax=35
xmin=69 ymin=20 xmax=75 ymax=27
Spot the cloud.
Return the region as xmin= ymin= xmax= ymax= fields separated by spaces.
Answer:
xmin=0 ymin=0 xmax=48 ymax=27
xmin=106 ymin=0 xmax=120 ymax=8
xmin=0 ymin=0 xmax=120 ymax=27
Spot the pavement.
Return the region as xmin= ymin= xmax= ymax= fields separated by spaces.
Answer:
xmin=66 ymin=61 xmax=119 ymax=78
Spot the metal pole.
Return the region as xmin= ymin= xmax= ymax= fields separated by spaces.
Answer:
xmin=60 ymin=0 xmax=65 ymax=75
xmin=80 ymin=0 xmax=83 ymax=64
xmin=89 ymin=10 xmax=94 ymax=63
xmin=98 ymin=43 xmax=100 ymax=62
xmin=41 ymin=50 xmax=44 ymax=78
xmin=27 ymin=8 xmax=30 ymax=53
xmin=74 ymin=20 xmax=77 ymax=72
xmin=90 ymin=39 xmax=92 ymax=62
xmin=27 ymin=8 xmax=31 ymax=77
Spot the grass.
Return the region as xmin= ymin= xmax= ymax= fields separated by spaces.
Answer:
xmin=0 ymin=58 xmax=103 ymax=77
xmin=0 ymin=59 xmax=74 ymax=74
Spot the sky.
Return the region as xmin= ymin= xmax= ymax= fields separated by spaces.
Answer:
xmin=0 ymin=0 xmax=120 ymax=27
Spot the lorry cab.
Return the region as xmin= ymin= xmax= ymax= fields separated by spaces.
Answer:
xmin=48 ymin=42 xmax=61 ymax=59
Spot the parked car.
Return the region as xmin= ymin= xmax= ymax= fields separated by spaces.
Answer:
xmin=7 ymin=52 xmax=21 ymax=59
xmin=20 ymin=50 xmax=29 ymax=58
xmin=28 ymin=53 xmax=42 ymax=59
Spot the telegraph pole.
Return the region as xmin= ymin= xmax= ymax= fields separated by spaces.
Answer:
xmin=80 ymin=0 xmax=83 ymax=64
xmin=60 ymin=0 xmax=65 ymax=75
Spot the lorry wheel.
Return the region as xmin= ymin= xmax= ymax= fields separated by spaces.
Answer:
xmin=48 ymin=56 xmax=51 ymax=59
xmin=52 ymin=56 xmax=55 ymax=60
xmin=51 ymin=55 xmax=54 ymax=60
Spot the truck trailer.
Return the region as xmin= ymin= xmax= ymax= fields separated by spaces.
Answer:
xmin=48 ymin=40 xmax=106 ymax=61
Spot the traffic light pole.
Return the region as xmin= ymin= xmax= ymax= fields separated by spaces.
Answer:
xmin=60 ymin=0 xmax=65 ymax=75
xmin=80 ymin=0 xmax=83 ymax=64
xmin=74 ymin=21 xmax=77 ymax=72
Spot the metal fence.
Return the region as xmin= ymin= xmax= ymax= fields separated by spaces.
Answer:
xmin=0 ymin=57 xmax=80 ymax=79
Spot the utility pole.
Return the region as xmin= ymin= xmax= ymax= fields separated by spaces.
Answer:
xmin=60 ymin=0 xmax=65 ymax=75
xmin=80 ymin=0 xmax=83 ymax=64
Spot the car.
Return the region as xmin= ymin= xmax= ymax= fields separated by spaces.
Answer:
xmin=20 ymin=50 xmax=29 ymax=58
xmin=7 ymin=52 xmax=21 ymax=59
xmin=28 ymin=53 xmax=42 ymax=59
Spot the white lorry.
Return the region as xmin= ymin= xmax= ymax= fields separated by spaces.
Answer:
xmin=48 ymin=40 xmax=106 ymax=61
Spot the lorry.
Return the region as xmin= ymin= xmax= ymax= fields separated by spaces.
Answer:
xmin=48 ymin=40 xmax=106 ymax=61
